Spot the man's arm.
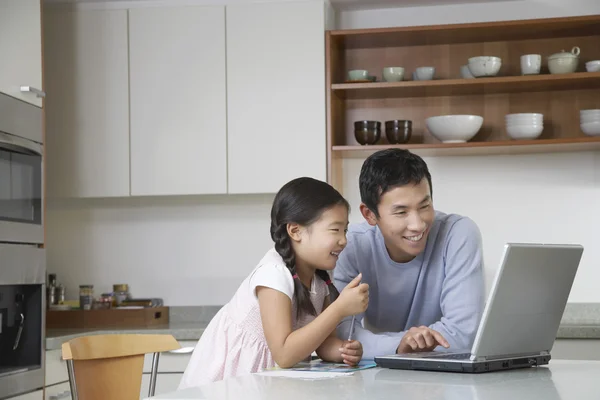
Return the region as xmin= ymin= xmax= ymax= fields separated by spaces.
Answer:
xmin=427 ymin=217 xmax=485 ymax=350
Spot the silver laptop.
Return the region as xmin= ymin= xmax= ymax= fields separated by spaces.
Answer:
xmin=375 ymin=243 xmax=584 ymax=373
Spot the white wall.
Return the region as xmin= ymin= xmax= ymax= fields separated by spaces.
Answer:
xmin=46 ymin=195 xmax=275 ymax=305
xmin=46 ymin=0 xmax=600 ymax=305
xmin=342 ymin=153 xmax=600 ymax=299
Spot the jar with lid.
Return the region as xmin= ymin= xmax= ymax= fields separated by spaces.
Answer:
xmin=112 ymin=284 xmax=130 ymax=306
xmin=79 ymin=285 xmax=94 ymax=310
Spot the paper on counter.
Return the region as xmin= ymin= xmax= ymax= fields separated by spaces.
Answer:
xmin=256 ymin=370 xmax=354 ymax=379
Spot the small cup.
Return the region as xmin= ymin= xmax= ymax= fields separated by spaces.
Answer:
xmin=460 ymin=65 xmax=475 ymax=79
xmin=348 ymin=69 xmax=369 ymax=81
xmin=521 ymin=54 xmax=542 ymax=75
xmin=385 ymin=120 xmax=412 ymax=144
xmin=415 ymin=66 xmax=435 ymax=81
xmin=382 ymin=67 xmax=405 ymax=82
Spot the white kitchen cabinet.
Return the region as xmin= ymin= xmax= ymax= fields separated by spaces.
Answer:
xmin=43 ymin=9 xmax=130 ymax=198
xmin=8 ymin=390 xmax=43 ymax=400
xmin=226 ymin=1 xmax=327 ymax=194
xmin=0 ymin=0 xmax=43 ymax=107
xmin=129 ymin=6 xmax=227 ymax=196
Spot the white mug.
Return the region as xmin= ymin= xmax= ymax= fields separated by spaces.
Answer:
xmin=521 ymin=54 xmax=541 ymax=75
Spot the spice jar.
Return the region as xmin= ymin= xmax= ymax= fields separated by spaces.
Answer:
xmin=79 ymin=285 xmax=94 ymax=310
xmin=112 ymin=284 xmax=130 ymax=306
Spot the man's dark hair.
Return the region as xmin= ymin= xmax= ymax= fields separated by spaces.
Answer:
xmin=359 ymin=149 xmax=432 ymax=218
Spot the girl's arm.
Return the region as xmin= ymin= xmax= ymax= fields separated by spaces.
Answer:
xmin=316 ymin=297 xmax=363 ymax=365
xmin=256 ymin=275 xmax=365 ymax=368
xmin=315 ymin=297 xmax=345 ymax=362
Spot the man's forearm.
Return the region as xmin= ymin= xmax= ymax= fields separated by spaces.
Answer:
xmin=337 ymin=317 xmax=404 ymax=359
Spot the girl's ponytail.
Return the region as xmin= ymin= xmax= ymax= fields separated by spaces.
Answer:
xmin=315 ymin=269 xmax=340 ymax=303
xmin=271 ymin=222 xmax=316 ymax=317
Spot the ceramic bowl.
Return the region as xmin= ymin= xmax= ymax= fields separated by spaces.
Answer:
xmin=354 ymin=121 xmax=381 ymax=145
xmin=383 ymin=67 xmax=405 ymax=82
xmin=348 ymin=70 xmax=369 ymax=81
xmin=384 ymin=120 xmax=412 ymax=144
xmin=425 ymin=115 xmax=483 ymax=143
xmin=467 ymin=56 xmax=502 ymax=77
xmin=586 ymin=60 xmax=600 ymax=72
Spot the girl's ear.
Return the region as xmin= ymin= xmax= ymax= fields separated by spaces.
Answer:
xmin=287 ymin=223 xmax=303 ymax=242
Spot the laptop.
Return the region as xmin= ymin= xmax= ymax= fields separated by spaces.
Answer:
xmin=374 ymin=243 xmax=584 ymax=373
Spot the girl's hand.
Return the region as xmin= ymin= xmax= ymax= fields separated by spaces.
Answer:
xmin=335 ymin=273 xmax=369 ymax=317
xmin=339 ymin=340 xmax=363 ymax=366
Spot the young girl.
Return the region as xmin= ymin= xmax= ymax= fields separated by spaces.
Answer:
xmin=179 ymin=177 xmax=369 ymax=388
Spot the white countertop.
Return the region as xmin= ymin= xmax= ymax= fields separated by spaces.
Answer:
xmin=147 ymin=360 xmax=599 ymax=400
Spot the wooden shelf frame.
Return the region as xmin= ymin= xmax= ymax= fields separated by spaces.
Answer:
xmin=332 ymin=72 xmax=600 ymax=99
xmin=325 ymin=15 xmax=600 ymax=188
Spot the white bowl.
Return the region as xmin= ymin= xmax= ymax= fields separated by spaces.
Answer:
xmin=581 ymin=121 xmax=600 ymax=136
xmin=506 ymin=118 xmax=544 ymax=123
xmin=426 ymin=115 xmax=483 ymax=143
xmin=506 ymin=123 xmax=544 ymax=128
xmin=505 ymin=113 xmax=543 ymax=118
xmin=585 ymin=60 xmax=600 ymax=72
xmin=581 ymin=116 xmax=600 ymax=123
xmin=468 ymin=56 xmax=502 ymax=77
xmin=506 ymin=124 xmax=543 ymax=139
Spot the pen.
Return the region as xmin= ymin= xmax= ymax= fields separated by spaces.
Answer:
xmin=347 ymin=274 xmax=361 ymax=341
xmin=348 ymin=315 xmax=356 ymax=341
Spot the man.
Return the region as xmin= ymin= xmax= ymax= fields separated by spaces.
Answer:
xmin=334 ymin=148 xmax=485 ymax=360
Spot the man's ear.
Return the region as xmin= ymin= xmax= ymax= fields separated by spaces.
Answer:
xmin=287 ymin=223 xmax=302 ymax=242
xmin=359 ymin=203 xmax=378 ymax=226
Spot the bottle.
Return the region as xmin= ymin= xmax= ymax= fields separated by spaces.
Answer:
xmin=79 ymin=285 xmax=94 ymax=310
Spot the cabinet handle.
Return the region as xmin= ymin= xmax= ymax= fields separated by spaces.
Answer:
xmin=168 ymin=346 xmax=194 ymax=354
xmin=20 ymin=86 xmax=46 ymax=98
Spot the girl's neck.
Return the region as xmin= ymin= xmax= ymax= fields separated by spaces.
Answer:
xmin=295 ymin=258 xmax=315 ymax=289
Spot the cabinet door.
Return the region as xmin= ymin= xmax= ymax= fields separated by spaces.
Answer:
xmin=44 ymin=9 xmax=130 ymax=198
xmin=0 ymin=0 xmax=43 ymax=107
xmin=129 ymin=6 xmax=227 ymax=196
xmin=226 ymin=1 xmax=326 ymax=194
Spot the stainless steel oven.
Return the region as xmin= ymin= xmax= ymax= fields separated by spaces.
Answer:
xmin=0 ymin=92 xmax=44 ymax=245
xmin=0 ymin=243 xmax=45 ymax=400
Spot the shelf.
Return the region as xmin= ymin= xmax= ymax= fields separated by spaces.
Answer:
xmin=331 ymin=137 xmax=600 ymax=158
xmin=330 ymin=15 xmax=600 ymax=48
xmin=332 ymin=72 xmax=600 ymax=99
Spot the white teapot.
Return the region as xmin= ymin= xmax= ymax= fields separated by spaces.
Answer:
xmin=548 ymin=46 xmax=580 ymax=74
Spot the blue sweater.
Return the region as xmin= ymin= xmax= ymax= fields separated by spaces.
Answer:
xmin=333 ymin=211 xmax=485 ymax=359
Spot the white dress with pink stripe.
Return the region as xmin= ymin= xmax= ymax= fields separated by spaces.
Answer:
xmin=178 ymin=248 xmax=329 ymax=389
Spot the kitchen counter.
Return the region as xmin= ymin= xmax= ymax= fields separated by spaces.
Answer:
xmin=145 ymin=360 xmax=600 ymax=400
xmin=45 ymin=303 xmax=600 ymax=350
xmin=45 ymin=322 xmax=208 ymax=350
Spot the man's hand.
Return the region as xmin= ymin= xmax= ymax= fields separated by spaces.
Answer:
xmin=396 ymin=326 xmax=450 ymax=354
xmin=339 ymin=340 xmax=363 ymax=366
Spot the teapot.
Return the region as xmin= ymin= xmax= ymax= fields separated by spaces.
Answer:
xmin=548 ymin=46 xmax=580 ymax=74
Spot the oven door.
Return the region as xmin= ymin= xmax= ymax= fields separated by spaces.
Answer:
xmin=0 ymin=132 xmax=43 ymax=245
xmin=0 ymin=244 xmax=45 ymax=400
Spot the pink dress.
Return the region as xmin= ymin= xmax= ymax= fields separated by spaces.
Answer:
xmin=178 ymin=248 xmax=329 ymax=389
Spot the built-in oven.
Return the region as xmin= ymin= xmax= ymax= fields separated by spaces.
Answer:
xmin=0 ymin=243 xmax=45 ymax=400
xmin=0 ymin=92 xmax=44 ymax=245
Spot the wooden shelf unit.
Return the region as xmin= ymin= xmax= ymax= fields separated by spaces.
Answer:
xmin=326 ymin=15 xmax=600 ymax=188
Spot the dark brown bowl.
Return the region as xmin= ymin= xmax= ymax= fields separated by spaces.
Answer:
xmin=385 ymin=120 xmax=412 ymax=144
xmin=354 ymin=120 xmax=381 ymax=145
